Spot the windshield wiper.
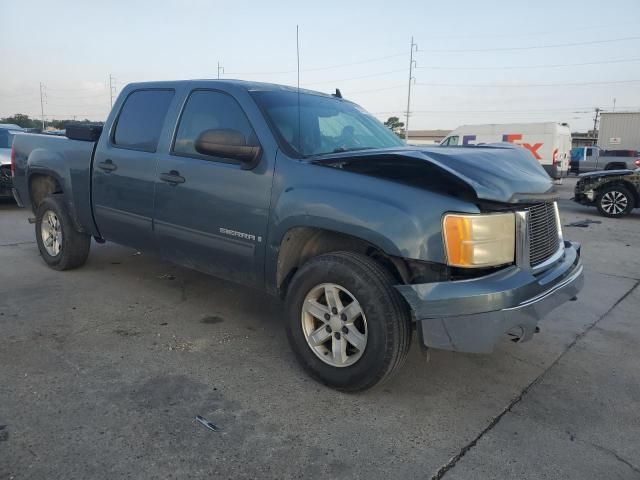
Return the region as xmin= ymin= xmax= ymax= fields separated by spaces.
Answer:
xmin=331 ymin=146 xmax=376 ymax=154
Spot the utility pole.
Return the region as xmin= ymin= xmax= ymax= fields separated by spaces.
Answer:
xmin=592 ymin=107 xmax=600 ymax=146
xmin=217 ymin=62 xmax=224 ymax=79
xmin=109 ymin=74 xmax=116 ymax=108
xmin=405 ymin=36 xmax=417 ymax=142
xmin=39 ymin=82 xmax=46 ymax=130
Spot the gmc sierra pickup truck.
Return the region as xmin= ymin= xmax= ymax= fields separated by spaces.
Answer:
xmin=11 ymin=80 xmax=584 ymax=391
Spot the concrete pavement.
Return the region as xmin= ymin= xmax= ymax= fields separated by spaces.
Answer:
xmin=1 ymin=178 xmax=639 ymax=479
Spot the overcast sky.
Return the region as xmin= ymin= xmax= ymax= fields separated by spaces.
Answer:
xmin=1 ymin=0 xmax=640 ymax=131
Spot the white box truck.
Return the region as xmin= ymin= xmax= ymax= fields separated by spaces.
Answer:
xmin=440 ymin=122 xmax=572 ymax=179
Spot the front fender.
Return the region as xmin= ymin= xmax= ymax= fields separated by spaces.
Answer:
xmin=265 ymin=156 xmax=480 ymax=289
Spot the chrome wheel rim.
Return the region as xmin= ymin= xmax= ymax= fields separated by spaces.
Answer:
xmin=301 ymin=283 xmax=368 ymax=367
xmin=41 ymin=210 xmax=62 ymax=256
xmin=601 ymin=191 xmax=628 ymax=215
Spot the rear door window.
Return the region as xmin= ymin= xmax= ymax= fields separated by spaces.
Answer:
xmin=113 ymin=89 xmax=174 ymax=152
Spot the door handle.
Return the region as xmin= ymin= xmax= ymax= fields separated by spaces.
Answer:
xmin=97 ymin=159 xmax=117 ymax=172
xmin=159 ymin=170 xmax=185 ymax=185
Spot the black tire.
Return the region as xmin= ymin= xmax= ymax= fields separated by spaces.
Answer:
xmin=595 ymin=184 xmax=634 ymax=218
xmin=35 ymin=194 xmax=91 ymax=270
xmin=285 ymin=251 xmax=412 ymax=392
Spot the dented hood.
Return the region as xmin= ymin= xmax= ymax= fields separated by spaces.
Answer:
xmin=311 ymin=144 xmax=556 ymax=204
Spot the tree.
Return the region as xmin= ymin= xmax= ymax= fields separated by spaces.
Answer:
xmin=384 ymin=116 xmax=405 ymax=139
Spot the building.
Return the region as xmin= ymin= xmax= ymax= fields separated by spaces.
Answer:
xmin=571 ymin=130 xmax=597 ymax=147
xmin=597 ymin=112 xmax=640 ymax=150
xmin=406 ymin=129 xmax=450 ymax=145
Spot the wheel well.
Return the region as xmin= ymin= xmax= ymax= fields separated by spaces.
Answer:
xmin=29 ymin=174 xmax=63 ymax=212
xmin=276 ymin=227 xmax=407 ymax=297
xmin=598 ymin=181 xmax=640 ymax=207
xmin=604 ymin=162 xmax=626 ymax=170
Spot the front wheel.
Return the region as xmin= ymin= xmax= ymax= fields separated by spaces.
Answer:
xmin=35 ymin=194 xmax=91 ymax=270
xmin=285 ymin=251 xmax=412 ymax=392
xmin=596 ymin=185 xmax=634 ymax=218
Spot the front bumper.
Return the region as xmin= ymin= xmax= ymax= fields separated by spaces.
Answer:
xmin=396 ymin=241 xmax=584 ymax=353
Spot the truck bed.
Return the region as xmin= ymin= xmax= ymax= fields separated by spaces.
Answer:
xmin=12 ymin=133 xmax=99 ymax=236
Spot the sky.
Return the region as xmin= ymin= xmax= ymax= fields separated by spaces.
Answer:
xmin=1 ymin=0 xmax=640 ymax=131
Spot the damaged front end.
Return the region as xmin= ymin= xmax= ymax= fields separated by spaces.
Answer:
xmin=312 ymin=145 xmax=584 ymax=353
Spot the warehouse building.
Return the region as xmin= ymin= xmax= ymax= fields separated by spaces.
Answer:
xmin=597 ymin=111 xmax=640 ymax=150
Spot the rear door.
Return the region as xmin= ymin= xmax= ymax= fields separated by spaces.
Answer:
xmin=153 ymin=89 xmax=275 ymax=287
xmin=92 ymin=89 xmax=175 ymax=249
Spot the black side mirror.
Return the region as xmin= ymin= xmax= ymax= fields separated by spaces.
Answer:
xmin=194 ymin=129 xmax=262 ymax=170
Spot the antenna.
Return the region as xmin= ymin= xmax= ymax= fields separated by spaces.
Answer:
xmin=296 ymin=25 xmax=302 ymax=155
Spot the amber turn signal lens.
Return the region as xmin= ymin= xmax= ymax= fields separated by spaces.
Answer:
xmin=443 ymin=213 xmax=515 ymax=268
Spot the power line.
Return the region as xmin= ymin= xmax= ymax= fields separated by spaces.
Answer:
xmin=225 ymin=52 xmax=406 ymax=76
xmin=302 ymin=68 xmax=407 ymax=86
xmin=406 ymin=37 xmax=417 ymax=142
xmin=415 ymin=79 xmax=640 ymax=87
xmin=416 ymin=21 xmax=639 ymax=40
xmin=416 ymin=36 xmax=640 ymax=53
xmin=416 ymin=57 xmax=640 ymax=70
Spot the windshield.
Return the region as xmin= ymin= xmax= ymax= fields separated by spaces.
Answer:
xmin=0 ymin=129 xmax=18 ymax=149
xmin=251 ymin=90 xmax=404 ymax=157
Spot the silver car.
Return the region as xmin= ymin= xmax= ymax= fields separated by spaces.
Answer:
xmin=0 ymin=124 xmax=23 ymax=198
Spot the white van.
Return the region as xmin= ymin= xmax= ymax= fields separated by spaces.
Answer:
xmin=440 ymin=122 xmax=571 ymax=179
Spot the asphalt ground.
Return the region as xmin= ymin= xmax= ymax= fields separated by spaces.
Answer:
xmin=1 ymin=177 xmax=638 ymax=479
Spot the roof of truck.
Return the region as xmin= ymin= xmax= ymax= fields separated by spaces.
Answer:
xmin=124 ymin=79 xmax=336 ymax=97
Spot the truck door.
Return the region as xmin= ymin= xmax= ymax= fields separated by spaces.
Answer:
xmin=92 ymin=89 xmax=175 ymax=250
xmin=153 ymin=89 xmax=275 ymax=287
xmin=583 ymin=147 xmax=597 ymax=172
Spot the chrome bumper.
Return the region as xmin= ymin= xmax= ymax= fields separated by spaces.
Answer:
xmin=396 ymin=241 xmax=584 ymax=353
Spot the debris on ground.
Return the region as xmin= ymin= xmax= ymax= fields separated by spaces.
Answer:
xmin=158 ymin=274 xmax=176 ymax=280
xmin=195 ymin=415 xmax=220 ymax=432
xmin=132 ymin=251 xmax=142 ymax=256
xmin=165 ymin=335 xmax=195 ymax=351
xmin=564 ymin=219 xmax=602 ymax=228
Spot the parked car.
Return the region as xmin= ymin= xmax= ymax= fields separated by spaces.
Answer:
xmin=574 ymin=169 xmax=640 ymax=217
xmin=11 ymin=80 xmax=584 ymax=391
xmin=570 ymin=146 xmax=640 ymax=174
xmin=440 ymin=122 xmax=572 ymax=179
xmin=0 ymin=123 xmax=24 ymax=198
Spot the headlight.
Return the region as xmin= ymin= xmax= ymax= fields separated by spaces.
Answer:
xmin=443 ymin=212 xmax=515 ymax=268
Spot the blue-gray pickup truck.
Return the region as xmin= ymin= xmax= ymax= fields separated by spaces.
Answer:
xmin=11 ymin=80 xmax=584 ymax=391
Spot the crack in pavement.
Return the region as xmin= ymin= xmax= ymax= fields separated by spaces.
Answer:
xmin=431 ymin=279 xmax=640 ymax=480
xmin=0 ymin=241 xmax=36 ymax=247
xmin=589 ymin=442 xmax=640 ymax=475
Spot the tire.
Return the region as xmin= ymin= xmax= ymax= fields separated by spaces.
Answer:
xmin=596 ymin=184 xmax=634 ymax=218
xmin=285 ymin=251 xmax=412 ymax=392
xmin=35 ymin=194 xmax=91 ymax=270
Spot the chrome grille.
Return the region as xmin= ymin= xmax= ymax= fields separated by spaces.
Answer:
xmin=525 ymin=202 xmax=560 ymax=267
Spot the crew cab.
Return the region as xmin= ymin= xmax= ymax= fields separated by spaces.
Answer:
xmin=11 ymin=80 xmax=584 ymax=391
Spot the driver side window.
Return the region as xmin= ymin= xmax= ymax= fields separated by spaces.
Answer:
xmin=173 ymin=90 xmax=257 ymax=161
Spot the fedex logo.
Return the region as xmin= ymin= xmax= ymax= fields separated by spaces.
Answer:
xmin=461 ymin=134 xmax=543 ymax=160
xmin=501 ymin=134 xmax=543 ymax=160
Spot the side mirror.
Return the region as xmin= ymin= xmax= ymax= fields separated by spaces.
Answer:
xmin=194 ymin=129 xmax=262 ymax=170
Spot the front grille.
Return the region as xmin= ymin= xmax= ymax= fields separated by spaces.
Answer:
xmin=525 ymin=202 xmax=561 ymax=267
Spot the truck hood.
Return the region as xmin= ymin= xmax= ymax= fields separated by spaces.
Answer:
xmin=311 ymin=144 xmax=555 ymax=204
xmin=579 ymin=169 xmax=635 ymax=179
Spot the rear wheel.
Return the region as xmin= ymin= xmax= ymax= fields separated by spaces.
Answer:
xmin=285 ymin=251 xmax=412 ymax=392
xmin=35 ymin=194 xmax=91 ymax=270
xmin=596 ymin=185 xmax=634 ymax=218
